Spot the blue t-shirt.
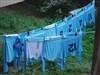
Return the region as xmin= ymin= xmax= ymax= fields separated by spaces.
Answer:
xmin=62 ymin=32 xmax=82 ymax=62
xmin=75 ymin=8 xmax=86 ymax=30
xmin=84 ymin=1 xmax=95 ymax=25
xmin=56 ymin=16 xmax=77 ymax=35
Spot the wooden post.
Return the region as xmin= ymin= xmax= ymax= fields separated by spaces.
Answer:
xmin=91 ymin=0 xmax=100 ymax=75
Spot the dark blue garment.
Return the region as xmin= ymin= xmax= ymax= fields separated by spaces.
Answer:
xmin=13 ymin=38 xmax=23 ymax=57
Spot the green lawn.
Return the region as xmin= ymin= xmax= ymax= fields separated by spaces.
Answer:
xmin=0 ymin=7 xmax=94 ymax=75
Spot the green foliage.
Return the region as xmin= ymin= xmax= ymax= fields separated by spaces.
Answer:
xmin=31 ymin=0 xmax=78 ymax=17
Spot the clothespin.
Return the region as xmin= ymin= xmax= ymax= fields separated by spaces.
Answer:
xmin=27 ymin=31 xmax=30 ymax=36
xmin=72 ymin=14 xmax=74 ymax=17
xmin=75 ymin=32 xmax=77 ymax=36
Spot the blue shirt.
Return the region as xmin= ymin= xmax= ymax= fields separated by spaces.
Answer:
xmin=43 ymin=36 xmax=62 ymax=61
xmin=56 ymin=16 xmax=77 ymax=35
xmin=84 ymin=1 xmax=95 ymax=25
xmin=5 ymin=34 xmax=18 ymax=62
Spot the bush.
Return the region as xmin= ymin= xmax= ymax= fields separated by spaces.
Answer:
xmin=27 ymin=0 xmax=78 ymax=17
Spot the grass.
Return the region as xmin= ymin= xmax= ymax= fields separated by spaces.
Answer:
xmin=0 ymin=7 xmax=94 ymax=75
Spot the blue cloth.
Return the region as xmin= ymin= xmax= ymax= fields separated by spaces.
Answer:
xmin=5 ymin=35 xmax=18 ymax=62
xmin=13 ymin=37 xmax=23 ymax=58
xmin=4 ymin=34 xmax=22 ymax=72
xmin=42 ymin=23 xmax=57 ymax=36
xmin=19 ymin=28 xmax=43 ymax=44
xmin=19 ymin=29 xmax=46 ymax=54
xmin=84 ymin=1 xmax=95 ymax=25
xmin=63 ymin=32 xmax=82 ymax=63
xmin=56 ymin=21 xmax=67 ymax=35
xmin=56 ymin=16 xmax=77 ymax=35
xmin=77 ymin=31 xmax=82 ymax=63
xmin=64 ymin=15 xmax=73 ymax=22
xmin=43 ymin=36 xmax=62 ymax=61
xmin=75 ymin=9 xmax=86 ymax=30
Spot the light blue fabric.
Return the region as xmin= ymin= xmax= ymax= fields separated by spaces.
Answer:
xmin=56 ymin=16 xmax=77 ymax=35
xmin=43 ymin=37 xmax=62 ymax=61
xmin=62 ymin=32 xmax=82 ymax=63
xmin=19 ymin=28 xmax=43 ymax=44
xmin=84 ymin=1 xmax=95 ymax=25
xmin=56 ymin=21 xmax=67 ymax=35
xmin=56 ymin=20 xmax=63 ymax=25
xmin=64 ymin=37 xmax=77 ymax=57
xmin=42 ymin=23 xmax=57 ymax=36
xmin=75 ymin=9 xmax=86 ymax=30
xmin=5 ymin=35 xmax=18 ymax=62
xmin=64 ymin=15 xmax=73 ymax=22
xmin=4 ymin=34 xmax=22 ymax=72
xmin=77 ymin=31 xmax=82 ymax=63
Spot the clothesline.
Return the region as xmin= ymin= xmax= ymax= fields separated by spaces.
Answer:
xmin=0 ymin=31 xmax=95 ymax=37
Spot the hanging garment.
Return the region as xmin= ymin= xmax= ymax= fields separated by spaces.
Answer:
xmin=42 ymin=23 xmax=57 ymax=36
xmin=26 ymin=41 xmax=43 ymax=59
xmin=84 ymin=1 xmax=95 ymax=25
xmin=43 ymin=36 xmax=62 ymax=61
xmin=63 ymin=32 xmax=82 ymax=63
xmin=77 ymin=31 xmax=83 ymax=63
xmin=56 ymin=15 xmax=77 ymax=35
xmin=75 ymin=8 xmax=86 ymax=31
xmin=26 ymin=36 xmax=44 ymax=59
xmin=5 ymin=34 xmax=18 ymax=62
xmin=13 ymin=37 xmax=23 ymax=58
xmin=13 ymin=37 xmax=23 ymax=69
xmin=19 ymin=29 xmax=46 ymax=54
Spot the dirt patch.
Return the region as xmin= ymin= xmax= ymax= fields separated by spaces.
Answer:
xmin=0 ymin=2 xmax=44 ymax=18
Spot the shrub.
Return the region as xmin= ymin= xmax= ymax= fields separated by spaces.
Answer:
xmin=26 ymin=0 xmax=78 ymax=17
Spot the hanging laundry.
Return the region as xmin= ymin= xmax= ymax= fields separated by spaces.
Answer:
xmin=84 ymin=1 xmax=95 ymax=25
xmin=62 ymin=31 xmax=82 ymax=63
xmin=26 ymin=41 xmax=43 ymax=59
xmin=56 ymin=15 xmax=77 ymax=35
xmin=43 ymin=36 xmax=62 ymax=61
xmin=75 ymin=8 xmax=86 ymax=31
xmin=42 ymin=23 xmax=57 ymax=36
xmin=5 ymin=34 xmax=18 ymax=62
xmin=13 ymin=37 xmax=23 ymax=58
xmin=26 ymin=36 xmax=44 ymax=59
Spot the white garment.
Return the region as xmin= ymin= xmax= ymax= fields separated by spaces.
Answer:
xmin=26 ymin=41 xmax=43 ymax=59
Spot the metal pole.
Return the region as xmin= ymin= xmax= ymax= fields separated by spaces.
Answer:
xmin=91 ymin=0 xmax=100 ymax=75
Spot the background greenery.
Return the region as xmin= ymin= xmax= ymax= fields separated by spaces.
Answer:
xmin=0 ymin=1 xmax=95 ymax=75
